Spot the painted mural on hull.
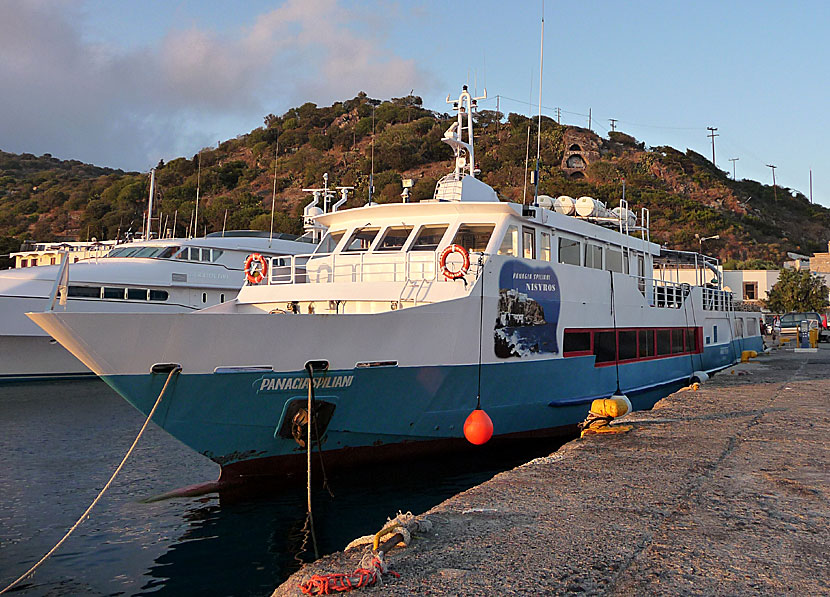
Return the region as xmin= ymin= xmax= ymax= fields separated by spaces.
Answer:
xmin=494 ymin=261 xmax=561 ymax=358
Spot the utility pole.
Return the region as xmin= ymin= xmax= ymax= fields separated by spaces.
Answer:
xmin=766 ymin=164 xmax=778 ymax=201
xmin=496 ymin=94 xmax=500 ymax=114
xmin=609 ymin=118 xmax=617 ymax=132
xmin=556 ymin=107 xmax=561 ymax=123
xmin=706 ymin=127 xmax=719 ymax=166
xmin=588 ymin=108 xmax=592 ymax=131
xmin=728 ymin=157 xmax=739 ymax=180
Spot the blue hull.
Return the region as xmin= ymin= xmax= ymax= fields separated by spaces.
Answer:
xmin=103 ymin=336 xmax=763 ymax=479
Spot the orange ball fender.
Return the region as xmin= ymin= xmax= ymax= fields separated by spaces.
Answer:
xmin=464 ymin=408 xmax=494 ymax=445
xmin=439 ymin=244 xmax=470 ymax=280
xmin=244 ymin=253 xmax=268 ymax=285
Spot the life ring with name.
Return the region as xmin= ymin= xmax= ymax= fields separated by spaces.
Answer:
xmin=439 ymin=244 xmax=470 ymax=280
xmin=244 ymin=253 xmax=268 ymax=284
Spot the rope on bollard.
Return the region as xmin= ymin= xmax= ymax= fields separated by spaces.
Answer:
xmin=0 ymin=366 xmax=181 ymax=595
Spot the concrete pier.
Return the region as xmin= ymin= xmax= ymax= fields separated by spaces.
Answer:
xmin=274 ymin=346 xmax=830 ymax=595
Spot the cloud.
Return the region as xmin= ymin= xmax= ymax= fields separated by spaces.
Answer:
xmin=0 ymin=0 xmax=431 ymax=171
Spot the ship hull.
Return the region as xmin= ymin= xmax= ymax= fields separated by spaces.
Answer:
xmin=29 ymin=259 xmax=764 ymax=478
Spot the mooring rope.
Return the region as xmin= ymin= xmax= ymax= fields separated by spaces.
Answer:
xmin=0 ymin=366 xmax=181 ymax=595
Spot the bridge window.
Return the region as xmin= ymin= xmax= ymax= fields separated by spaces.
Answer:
xmin=376 ymin=226 xmax=414 ymax=251
xmin=497 ymin=225 xmax=519 ymax=256
xmin=411 ymin=225 xmax=449 ymax=251
xmin=584 ymin=243 xmax=602 ymax=269
xmin=452 ymin=224 xmax=495 ymax=253
xmin=541 ymin=233 xmax=551 ymax=261
xmin=559 ymin=237 xmax=580 ymax=265
xmin=315 ymin=230 xmax=344 ymax=253
xmin=522 ymin=227 xmax=536 ymax=259
xmin=344 ymin=227 xmax=380 ymax=252
xmin=606 ymin=249 xmax=623 ymax=273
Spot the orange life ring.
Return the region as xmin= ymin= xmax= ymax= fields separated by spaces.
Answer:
xmin=244 ymin=253 xmax=268 ymax=284
xmin=439 ymin=244 xmax=470 ymax=280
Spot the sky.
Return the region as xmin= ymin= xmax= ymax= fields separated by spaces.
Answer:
xmin=1 ymin=0 xmax=828 ymax=206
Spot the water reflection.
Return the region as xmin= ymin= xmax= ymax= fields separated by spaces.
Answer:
xmin=0 ymin=379 xmax=569 ymax=596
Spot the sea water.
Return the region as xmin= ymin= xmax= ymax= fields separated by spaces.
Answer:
xmin=0 ymin=380 xmax=567 ymax=596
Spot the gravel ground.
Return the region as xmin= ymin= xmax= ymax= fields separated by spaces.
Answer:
xmin=273 ymin=345 xmax=830 ymax=596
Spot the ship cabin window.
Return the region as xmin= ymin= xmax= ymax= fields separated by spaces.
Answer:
xmin=584 ymin=243 xmax=603 ymax=269
xmin=127 ymin=288 xmax=147 ymax=300
xmin=149 ymin=290 xmax=169 ymax=301
xmin=316 ymin=230 xmax=344 ymax=254
xmin=211 ymin=250 xmax=224 ymax=262
xmin=593 ymin=331 xmax=617 ymax=363
xmin=103 ymin=287 xmax=125 ymax=299
xmin=540 ymin=233 xmax=551 ymax=261
xmin=638 ymin=330 xmax=655 ymax=357
xmin=344 ymin=227 xmax=381 ymax=252
xmin=558 ymin=237 xmax=581 ymax=265
xmin=606 ymin=248 xmax=624 ymax=273
xmin=671 ymin=329 xmax=685 ymax=353
xmin=656 ymin=330 xmax=671 ymax=356
xmin=565 ymin=327 xmax=700 ymax=365
xmin=451 ymin=224 xmax=495 ymax=253
xmin=410 ymin=225 xmax=449 ymax=251
xmin=133 ymin=246 xmax=166 ymax=258
xmin=497 ymin=225 xmax=519 ymax=256
xmin=375 ymin=226 xmax=414 ymax=251
xmin=110 ymin=247 xmax=142 ymax=258
xmin=618 ymin=331 xmax=638 ymax=360
xmin=158 ymin=246 xmax=179 ymax=259
xmin=562 ymin=331 xmax=591 ymax=355
xmin=67 ymin=285 xmax=101 ymax=298
xmin=522 ymin=227 xmax=536 ymax=260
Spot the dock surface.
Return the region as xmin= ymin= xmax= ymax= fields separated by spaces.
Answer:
xmin=274 ymin=347 xmax=830 ymax=595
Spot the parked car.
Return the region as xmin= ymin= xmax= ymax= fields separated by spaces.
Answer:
xmin=778 ymin=312 xmax=830 ymax=343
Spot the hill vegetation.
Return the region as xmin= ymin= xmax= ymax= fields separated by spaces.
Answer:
xmin=2 ymin=91 xmax=829 ymax=267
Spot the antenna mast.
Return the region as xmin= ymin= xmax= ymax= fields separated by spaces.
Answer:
xmin=444 ymin=85 xmax=487 ymax=179
xmin=194 ymin=151 xmax=202 ymax=238
xmin=534 ymin=2 xmax=545 ymax=207
xmin=269 ymin=144 xmax=278 ymax=247
xmin=146 ymin=168 xmax=155 ymax=240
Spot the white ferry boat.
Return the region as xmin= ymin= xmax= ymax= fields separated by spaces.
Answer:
xmin=30 ymin=87 xmax=763 ymax=478
xmin=1 ymin=231 xmax=316 ymax=380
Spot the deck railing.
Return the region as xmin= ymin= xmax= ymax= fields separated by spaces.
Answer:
xmin=257 ymin=252 xmax=484 ymax=286
xmin=702 ymin=287 xmax=734 ymax=311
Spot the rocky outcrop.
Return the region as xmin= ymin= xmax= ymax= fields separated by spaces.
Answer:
xmin=496 ymin=288 xmax=546 ymax=328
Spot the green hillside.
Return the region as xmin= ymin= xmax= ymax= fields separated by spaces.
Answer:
xmin=2 ymin=92 xmax=828 ymax=267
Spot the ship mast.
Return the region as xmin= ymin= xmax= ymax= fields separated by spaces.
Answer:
xmin=443 ymin=85 xmax=487 ymax=180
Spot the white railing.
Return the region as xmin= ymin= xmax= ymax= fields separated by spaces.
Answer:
xmin=635 ymin=276 xmax=690 ymax=309
xmin=702 ymin=287 xmax=734 ymax=312
xmin=257 ymin=251 xmax=485 ymax=286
